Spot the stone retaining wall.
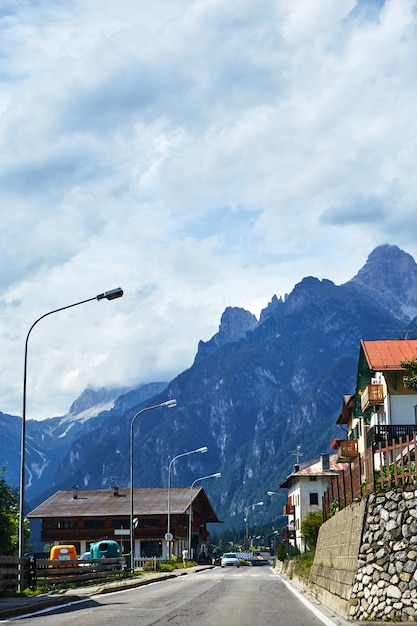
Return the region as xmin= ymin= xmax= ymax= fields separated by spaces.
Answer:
xmin=349 ymin=487 xmax=417 ymax=622
xmin=308 ymin=486 xmax=417 ymax=621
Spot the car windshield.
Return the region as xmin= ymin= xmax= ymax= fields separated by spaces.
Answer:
xmin=224 ymin=553 xmax=236 ymax=558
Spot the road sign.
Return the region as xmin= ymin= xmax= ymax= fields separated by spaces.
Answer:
xmin=165 ymin=532 xmax=173 ymax=542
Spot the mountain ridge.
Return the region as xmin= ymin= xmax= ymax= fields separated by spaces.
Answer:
xmin=2 ymin=243 xmax=417 ymax=534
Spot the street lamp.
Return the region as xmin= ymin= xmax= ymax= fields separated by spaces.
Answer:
xmin=280 ymin=523 xmax=294 ymax=557
xmin=18 ymin=288 xmax=124 ymax=559
xmin=267 ymin=530 xmax=280 ymax=557
xmin=129 ymin=399 xmax=177 ymax=570
xmin=267 ymin=491 xmax=283 ymax=497
xmin=272 ymin=514 xmax=289 ymax=530
xmin=188 ymin=472 xmax=221 ymax=559
xmin=166 ymin=446 xmax=208 ymax=558
xmin=244 ymin=501 xmax=264 ymax=551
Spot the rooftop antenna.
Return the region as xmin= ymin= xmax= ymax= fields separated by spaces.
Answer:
xmin=103 ymin=477 xmax=118 ymax=489
xmin=291 ymin=445 xmax=303 ymax=464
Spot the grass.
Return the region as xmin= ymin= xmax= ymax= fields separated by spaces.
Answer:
xmin=293 ymin=550 xmax=315 ymax=580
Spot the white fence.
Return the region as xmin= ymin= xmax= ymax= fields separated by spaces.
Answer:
xmin=133 ymin=556 xmax=158 ymax=571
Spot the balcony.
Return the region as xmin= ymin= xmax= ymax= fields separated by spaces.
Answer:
xmin=361 ymin=384 xmax=384 ymax=412
xmin=283 ymin=529 xmax=296 ymax=540
xmin=41 ymin=524 xmax=189 ymax=544
xmin=335 ymin=439 xmax=358 ymax=462
xmin=367 ymin=424 xmax=417 ymax=450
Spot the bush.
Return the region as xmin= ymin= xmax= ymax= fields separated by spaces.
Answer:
xmin=159 ymin=563 xmax=175 ymax=572
xmin=301 ymin=510 xmax=323 ymax=548
xmin=277 ymin=542 xmax=287 ymax=562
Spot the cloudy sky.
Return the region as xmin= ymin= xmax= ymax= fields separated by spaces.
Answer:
xmin=1 ymin=0 xmax=417 ymax=420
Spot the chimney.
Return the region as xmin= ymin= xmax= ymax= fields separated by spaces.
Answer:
xmin=72 ymin=484 xmax=79 ymax=499
xmin=113 ymin=484 xmax=119 ymax=497
xmin=321 ymin=454 xmax=330 ymax=471
xmin=294 ymin=464 xmax=300 ymax=472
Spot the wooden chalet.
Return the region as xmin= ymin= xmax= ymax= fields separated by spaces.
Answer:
xmin=28 ymin=485 xmax=221 ymax=560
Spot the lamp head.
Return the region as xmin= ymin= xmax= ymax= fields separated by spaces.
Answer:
xmin=161 ymin=399 xmax=177 ymax=408
xmin=97 ymin=287 xmax=124 ymax=301
xmin=198 ymin=446 xmax=208 ymax=453
xmin=213 ymin=472 xmax=221 ymax=478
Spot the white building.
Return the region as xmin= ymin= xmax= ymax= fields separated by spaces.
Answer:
xmin=279 ymin=454 xmax=347 ymax=551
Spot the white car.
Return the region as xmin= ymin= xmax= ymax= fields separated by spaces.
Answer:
xmin=221 ymin=552 xmax=240 ymax=568
xmin=78 ymin=552 xmax=92 ymax=567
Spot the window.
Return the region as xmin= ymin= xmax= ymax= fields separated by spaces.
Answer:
xmin=138 ymin=518 xmax=160 ymax=528
xmin=309 ymin=476 xmax=317 ymax=482
xmin=84 ymin=519 xmax=105 ymax=529
xmin=57 ymin=520 xmax=74 ymax=529
xmin=309 ymin=493 xmax=319 ymax=505
xmin=111 ymin=519 xmax=129 ymax=529
xmin=140 ymin=541 xmax=162 ymax=558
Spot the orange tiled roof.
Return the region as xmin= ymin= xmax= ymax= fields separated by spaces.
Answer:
xmin=361 ymin=340 xmax=417 ymax=371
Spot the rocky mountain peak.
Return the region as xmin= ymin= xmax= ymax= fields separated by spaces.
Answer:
xmin=69 ymin=387 xmax=125 ymax=415
xmin=194 ymin=306 xmax=257 ymax=363
xmin=346 ymin=244 xmax=417 ymax=319
xmin=218 ymin=306 xmax=258 ymax=339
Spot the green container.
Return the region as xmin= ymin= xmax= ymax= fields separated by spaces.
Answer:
xmin=90 ymin=540 xmax=121 ymax=559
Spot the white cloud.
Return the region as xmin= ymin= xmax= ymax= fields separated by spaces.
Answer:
xmin=0 ymin=0 xmax=417 ymax=419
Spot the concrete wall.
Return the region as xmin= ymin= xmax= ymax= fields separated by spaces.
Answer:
xmin=308 ymin=498 xmax=367 ymax=616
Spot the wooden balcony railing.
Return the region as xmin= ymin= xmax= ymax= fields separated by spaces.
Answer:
xmin=361 ymin=384 xmax=384 ymax=412
xmin=41 ymin=524 xmax=189 ymax=543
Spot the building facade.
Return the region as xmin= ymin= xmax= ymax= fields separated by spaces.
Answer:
xmin=28 ymin=485 xmax=220 ymax=561
xmin=279 ymin=453 xmax=347 ymax=551
xmin=335 ymin=339 xmax=417 ymax=465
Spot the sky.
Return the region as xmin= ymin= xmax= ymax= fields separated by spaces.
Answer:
xmin=1 ymin=0 xmax=417 ymax=420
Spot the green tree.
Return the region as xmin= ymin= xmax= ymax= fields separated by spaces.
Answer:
xmin=276 ymin=541 xmax=287 ymax=562
xmin=401 ymin=358 xmax=417 ymax=392
xmin=0 ymin=467 xmax=20 ymax=555
xmin=301 ymin=510 xmax=323 ymax=549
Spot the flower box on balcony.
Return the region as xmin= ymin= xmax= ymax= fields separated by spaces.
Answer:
xmin=360 ymin=384 xmax=384 ymax=412
xmin=334 ymin=439 xmax=358 ymax=462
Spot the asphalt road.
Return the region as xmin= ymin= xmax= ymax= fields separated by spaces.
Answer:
xmin=6 ymin=566 xmax=343 ymax=626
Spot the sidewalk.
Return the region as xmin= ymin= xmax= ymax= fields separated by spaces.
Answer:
xmin=0 ymin=565 xmax=211 ymax=620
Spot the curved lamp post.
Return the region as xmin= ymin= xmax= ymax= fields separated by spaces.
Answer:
xmin=129 ymin=399 xmax=177 ymax=570
xmin=18 ymin=288 xmax=124 ymax=559
xmin=279 ymin=523 xmax=295 ymax=557
xmin=188 ymin=472 xmax=221 ymax=558
xmin=167 ymin=446 xmax=208 ymax=558
xmin=244 ymin=501 xmax=264 ymax=551
xmin=272 ymin=513 xmax=289 ymax=530
xmin=267 ymin=530 xmax=280 ymax=556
